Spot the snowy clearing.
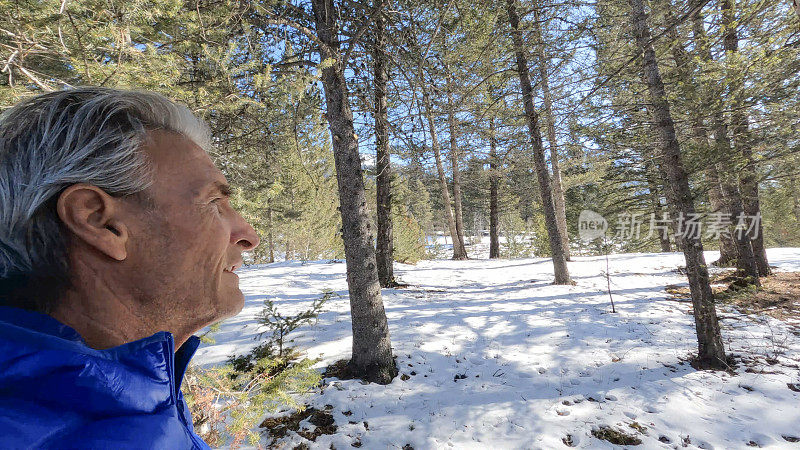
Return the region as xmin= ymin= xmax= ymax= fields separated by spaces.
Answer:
xmin=194 ymin=248 xmax=800 ymax=449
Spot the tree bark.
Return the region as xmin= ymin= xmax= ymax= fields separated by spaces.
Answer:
xmin=267 ymin=205 xmax=275 ymax=263
xmin=662 ymin=1 xmax=735 ymax=265
xmin=489 ymin=118 xmax=500 ymax=259
xmin=706 ymin=166 xmax=738 ymax=266
xmin=713 ymin=127 xmax=760 ymax=284
xmin=792 ymin=174 xmax=800 ymax=222
xmin=421 ymin=84 xmax=466 ymax=260
xmin=654 ymin=197 xmax=672 ymax=252
xmin=721 ymin=0 xmax=770 ymax=276
xmin=738 ymin=134 xmax=770 ymax=276
xmin=644 ymin=161 xmax=671 ymax=252
xmin=373 ymin=7 xmax=395 ymax=287
xmin=665 ymin=4 xmax=758 ymax=282
xmin=532 ymin=3 xmax=570 ymax=261
xmin=446 ymin=73 xmax=469 ymax=259
xmin=689 ymin=0 xmax=759 ymax=283
xmin=507 ymin=0 xmax=571 ymax=284
xmin=311 ymin=0 xmax=396 ymax=384
xmin=668 ymin=203 xmax=684 ymax=252
xmin=628 ymin=0 xmax=726 ymax=368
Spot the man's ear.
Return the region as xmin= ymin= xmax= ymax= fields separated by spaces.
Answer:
xmin=56 ymin=184 xmax=129 ymax=261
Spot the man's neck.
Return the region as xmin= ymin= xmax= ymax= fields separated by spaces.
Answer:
xmin=49 ymin=259 xmax=188 ymax=350
xmin=51 ymin=288 xmax=152 ymax=350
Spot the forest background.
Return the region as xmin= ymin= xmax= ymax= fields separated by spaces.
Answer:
xmin=4 ymin=0 xmax=797 ymax=267
xmin=3 ymin=0 xmax=800 ymax=439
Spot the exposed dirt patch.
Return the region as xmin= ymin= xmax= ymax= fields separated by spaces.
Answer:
xmin=665 ymin=270 xmax=736 ymax=301
xmin=322 ymin=357 xmax=399 ymax=384
xmin=591 ymin=426 xmax=642 ymax=445
xmin=629 ymin=421 xmax=647 ymax=434
xmin=718 ymin=272 xmax=800 ymax=322
xmin=259 ymin=406 xmax=336 ymax=444
xmin=665 ymin=284 xmax=693 ymax=301
xmin=665 ymin=271 xmax=800 ymax=325
xmin=686 ymin=352 xmax=739 ymax=372
xmin=323 ymin=359 xmax=356 ymax=380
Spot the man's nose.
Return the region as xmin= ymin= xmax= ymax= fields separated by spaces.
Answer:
xmin=231 ymin=211 xmax=260 ymax=251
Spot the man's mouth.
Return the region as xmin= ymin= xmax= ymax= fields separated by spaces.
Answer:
xmin=223 ymin=262 xmax=242 ymax=274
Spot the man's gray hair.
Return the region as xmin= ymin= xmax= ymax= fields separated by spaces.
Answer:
xmin=0 ymin=87 xmax=211 ymax=312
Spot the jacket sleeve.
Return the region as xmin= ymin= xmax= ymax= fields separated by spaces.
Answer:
xmin=42 ymin=413 xmax=210 ymax=450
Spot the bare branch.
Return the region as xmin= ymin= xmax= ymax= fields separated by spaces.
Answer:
xmin=17 ymin=66 xmax=55 ymax=91
xmin=421 ymin=0 xmax=456 ymax=62
xmin=342 ymin=0 xmax=385 ymax=65
xmin=252 ymin=15 xmax=330 ymax=54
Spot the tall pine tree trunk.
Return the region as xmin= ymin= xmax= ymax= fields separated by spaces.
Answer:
xmin=532 ymin=3 xmax=570 ymax=261
xmin=706 ymin=166 xmax=738 ymax=265
xmin=663 ymin=2 xmax=736 ymax=265
xmin=721 ymin=0 xmax=770 ymax=276
xmin=489 ymin=118 xmax=500 ymax=259
xmin=644 ymin=161 xmax=671 ymax=252
xmin=713 ymin=126 xmax=760 ymax=284
xmin=792 ymin=174 xmax=800 ymax=222
xmin=653 ymin=196 xmax=672 ymax=252
xmin=690 ymin=0 xmax=759 ymax=283
xmin=628 ymin=0 xmax=726 ymax=368
xmin=507 ymin=0 xmax=571 ymax=284
xmin=446 ymin=74 xmax=469 ymax=259
xmin=373 ymin=7 xmax=395 ymax=287
xmin=311 ymin=0 xmax=396 ymax=383
xmin=738 ymin=131 xmax=769 ymax=276
xmin=267 ymin=205 xmax=275 ymax=263
xmin=422 ymin=84 xmax=466 ymax=260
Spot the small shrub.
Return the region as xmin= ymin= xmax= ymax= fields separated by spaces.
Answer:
xmin=393 ymin=211 xmax=427 ymax=264
xmin=186 ymin=291 xmax=331 ymax=447
xmin=185 ymin=352 xmax=320 ymax=447
xmin=256 ymin=292 xmax=330 ymax=357
xmin=198 ymin=322 xmax=221 ymax=344
xmin=425 ymin=237 xmax=445 ymax=259
xmin=501 ymin=212 xmax=530 ymax=258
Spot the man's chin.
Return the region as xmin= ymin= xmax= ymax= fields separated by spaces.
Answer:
xmin=223 ymin=289 xmax=246 ymax=317
xmin=233 ymin=289 xmax=246 ymax=314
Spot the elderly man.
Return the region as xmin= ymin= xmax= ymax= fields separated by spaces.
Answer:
xmin=0 ymin=88 xmax=259 ymax=448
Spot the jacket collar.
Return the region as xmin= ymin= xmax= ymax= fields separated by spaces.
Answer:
xmin=0 ymin=305 xmax=84 ymax=342
xmin=0 ymin=305 xmax=200 ymax=388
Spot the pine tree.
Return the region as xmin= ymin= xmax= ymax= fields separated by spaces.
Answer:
xmin=627 ymin=0 xmax=726 ymax=368
xmin=373 ymin=1 xmax=396 ymax=287
xmin=531 ymin=1 xmax=571 ymax=260
xmin=310 ymin=0 xmax=397 ymax=384
xmin=507 ymin=0 xmax=572 ymax=284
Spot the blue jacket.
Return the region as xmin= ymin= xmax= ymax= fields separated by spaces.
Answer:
xmin=0 ymin=306 xmax=211 ymax=449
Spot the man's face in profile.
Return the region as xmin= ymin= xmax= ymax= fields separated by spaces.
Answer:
xmin=121 ymin=130 xmax=259 ymax=334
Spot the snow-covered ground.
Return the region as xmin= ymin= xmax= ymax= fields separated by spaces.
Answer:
xmin=194 ymin=249 xmax=800 ymax=449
